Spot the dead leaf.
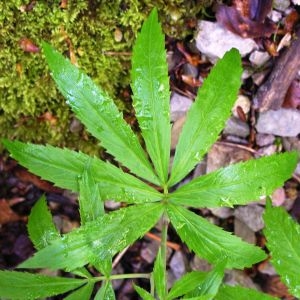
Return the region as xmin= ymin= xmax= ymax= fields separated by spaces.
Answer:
xmin=19 ymin=38 xmax=40 ymax=53
xmin=0 ymin=199 xmax=26 ymax=225
xmin=283 ymin=79 xmax=300 ymax=108
xmin=216 ymin=2 xmax=276 ymax=38
xmin=176 ymin=42 xmax=202 ymax=66
xmin=14 ymin=167 xmax=63 ymax=193
xmin=284 ymin=9 xmax=300 ymax=33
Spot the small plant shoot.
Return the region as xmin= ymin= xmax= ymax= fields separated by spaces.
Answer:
xmin=1 ymin=8 xmax=298 ymax=300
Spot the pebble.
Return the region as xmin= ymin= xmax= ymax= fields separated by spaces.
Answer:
xmin=169 ymin=251 xmax=187 ymax=279
xmin=206 ymin=143 xmax=252 ymax=173
xmin=190 ymin=255 xmax=212 ymax=272
xmin=282 ymin=136 xmax=300 ymax=152
xmin=171 ymin=115 xmax=186 ymax=150
xmin=258 ymin=261 xmax=277 ymax=276
xmin=170 ymin=93 xmax=193 ymax=122
xmin=268 ymin=10 xmax=282 ymax=22
xmin=234 ymin=205 xmax=265 ymax=232
xmin=273 ymin=0 xmax=291 ymax=11
xmin=256 ymin=144 xmax=278 ymax=156
xmin=232 ymin=95 xmax=251 ymax=118
xmin=105 ymin=200 xmax=121 ymax=210
xmin=234 ymin=218 xmax=256 ymax=245
xmin=210 ymin=207 xmax=234 ymax=219
xmin=69 ymin=117 xmax=83 ymax=133
xmin=140 ymin=240 xmax=159 ymax=264
xmin=271 ymin=187 xmax=286 ymax=207
xmin=256 ymin=109 xmax=300 ymax=137
xmin=255 ymin=133 xmax=275 ymax=147
xmin=249 ymin=51 xmax=271 ymax=67
xmin=223 ymin=117 xmax=250 ymax=138
xmin=195 ymin=21 xmax=257 ymax=61
xmin=224 ymin=270 xmax=259 ymax=289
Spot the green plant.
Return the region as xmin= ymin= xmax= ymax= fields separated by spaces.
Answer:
xmin=1 ymin=8 xmax=298 ymax=300
xmin=263 ymin=199 xmax=300 ymax=299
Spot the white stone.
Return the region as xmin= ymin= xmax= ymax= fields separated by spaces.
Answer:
xmin=234 ymin=205 xmax=265 ymax=232
xmin=268 ymin=10 xmax=282 ymax=22
xmin=249 ymin=51 xmax=270 ymax=67
xmin=273 ymin=0 xmax=291 ymax=11
xmin=170 ymin=92 xmax=193 ymax=122
xmin=195 ymin=21 xmax=257 ymax=61
xmin=256 ymin=109 xmax=300 ymax=137
xmin=232 ymin=95 xmax=251 ymax=117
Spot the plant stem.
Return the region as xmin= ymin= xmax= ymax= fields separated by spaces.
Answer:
xmin=161 ymin=212 xmax=169 ymax=299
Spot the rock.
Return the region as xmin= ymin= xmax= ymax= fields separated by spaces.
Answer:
xmin=69 ymin=117 xmax=83 ymax=133
xmin=255 ymin=133 xmax=275 ymax=147
xmin=206 ymin=143 xmax=252 ymax=173
xmin=256 ymin=144 xmax=278 ymax=156
xmin=171 ymin=115 xmax=186 ymax=150
xmin=224 ymin=270 xmax=259 ymax=289
xmin=271 ymin=187 xmax=286 ymax=207
xmin=210 ymin=207 xmax=234 ymax=219
xmin=190 ymin=255 xmax=212 ymax=272
xmin=169 ymin=251 xmax=187 ymax=279
xmin=256 ymin=109 xmax=300 ymax=137
xmin=193 ymin=160 xmax=207 ymax=178
xmin=249 ymin=51 xmax=271 ymax=67
xmin=170 ymin=93 xmax=193 ymax=122
xmin=258 ymin=261 xmax=277 ymax=276
xmin=282 ymin=136 xmax=300 ymax=152
xmin=234 ymin=205 xmax=265 ymax=232
xmin=273 ymin=0 xmax=291 ymax=11
xmin=223 ymin=117 xmax=250 ymax=138
xmin=296 ymin=162 xmax=300 ymax=176
xmin=268 ymin=10 xmax=282 ymax=22
xmin=234 ymin=218 xmax=256 ymax=245
xmin=232 ymin=95 xmax=251 ymax=118
xmin=140 ymin=240 xmax=159 ymax=264
xmin=195 ymin=21 xmax=257 ymax=61
xmin=105 ymin=200 xmax=121 ymax=210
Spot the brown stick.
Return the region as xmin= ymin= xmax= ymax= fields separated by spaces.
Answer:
xmin=254 ymin=27 xmax=300 ymax=111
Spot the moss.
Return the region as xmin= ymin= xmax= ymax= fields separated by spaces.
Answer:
xmin=0 ymin=0 xmax=212 ymax=154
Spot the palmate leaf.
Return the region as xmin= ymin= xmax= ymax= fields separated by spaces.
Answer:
xmin=78 ymin=158 xmax=104 ymax=225
xmin=42 ymin=42 xmax=159 ymax=186
xmin=2 ymin=139 xmax=162 ymax=204
xmin=169 ymin=48 xmax=242 ymax=187
xmin=185 ymin=261 xmax=225 ymax=299
xmin=167 ymin=271 xmax=208 ymax=299
xmin=27 ymin=195 xmax=60 ymax=250
xmin=167 ymin=204 xmax=266 ymax=269
xmin=131 ymin=8 xmax=171 ymax=184
xmin=95 ymin=282 xmax=116 ymax=300
xmin=167 ymin=264 xmax=224 ymax=300
xmin=215 ymin=285 xmax=278 ymax=300
xmin=19 ymin=203 xmax=164 ymax=271
xmin=64 ymin=282 xmax=94 ymax=300
xmin=170 ymin=152 xmax=298 ymax=208
xmin=134 ymin=285 xmax=155 ymax=300
xmin=0 ymin=270 xmax=85 ymax=299
xmin=263 ymin=201 xmax=300 ymax=298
